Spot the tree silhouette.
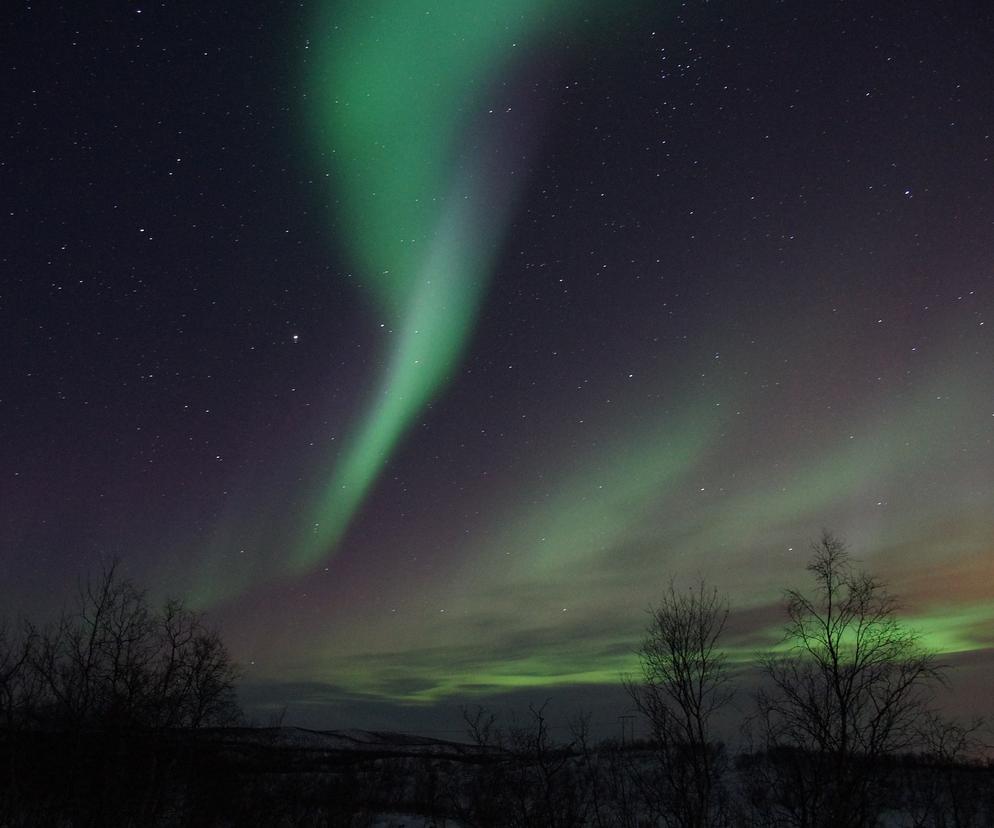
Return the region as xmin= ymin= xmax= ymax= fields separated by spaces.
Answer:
xmin=28 ymin=559 xmax=239 ymax=732
xmin=0 ymin=559 xmax=241 ymax=825
xmin=753 ymin=532 xmax=942 ymax=828
xmin=626 ymin=579 xmax=733 ymax=828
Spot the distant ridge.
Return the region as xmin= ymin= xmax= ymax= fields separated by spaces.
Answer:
xmin=187 ymin=726 xmax=498 ymax=759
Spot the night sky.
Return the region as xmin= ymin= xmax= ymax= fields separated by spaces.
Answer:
xmin=4 ymin=0 xmax=993 ymax=733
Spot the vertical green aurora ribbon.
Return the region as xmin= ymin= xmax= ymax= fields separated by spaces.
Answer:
xmin=296 ymin=0 xmax=637 ymax=571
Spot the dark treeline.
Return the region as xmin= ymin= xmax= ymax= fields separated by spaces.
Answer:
xmin=1 ymin=535 xmax=992 ymax=827
xmin=0 ymin=560 xmax=240 ymax=826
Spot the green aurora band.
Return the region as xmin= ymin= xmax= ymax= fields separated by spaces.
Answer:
xmin=275 ymin=354 xmax=994 ymax=703
xmin=297 ymin=0 xmax=643 ymax=572
xmin=210 ymin=1 xmax=994 ymax=706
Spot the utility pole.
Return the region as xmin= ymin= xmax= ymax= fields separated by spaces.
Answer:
xmin=618 ymin=714 xmax=635 ymax=745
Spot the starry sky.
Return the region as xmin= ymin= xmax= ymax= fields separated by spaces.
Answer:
xmin=3 ymin=0 xmax=993 ymax=734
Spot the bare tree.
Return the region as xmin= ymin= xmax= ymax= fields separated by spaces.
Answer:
xmin=625 ymin=580 xmax=733 ymax=828
xmin=1 ymin=560 xmax=241 ymax=825
xmin=151 ymin=598 xmax=237 ymax=727
xmin=753 ymin=532 xmax=943 ymax=828
xmin=903 ymin=712 xmax=991 ymax=828
xmin=0 ymin=620 xmax=36 ymax=821
xmin=0 ymin=621 xmax=34 ymax=725
xmin=457 ymin=703 xmax=589 ymax=828
xmin=509 ymin=702 xmax=588 ymax=828
xmin=28 ymin=558 xmax=240 ymax=732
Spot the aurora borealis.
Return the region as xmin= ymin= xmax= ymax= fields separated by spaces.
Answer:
xmin=296 ymin=0 xmax=646 ymax=572
xmin=3 ymin=1 xmax=994 ymax=732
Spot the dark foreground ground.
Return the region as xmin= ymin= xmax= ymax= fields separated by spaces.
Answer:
xmin=3 ymin=726 xmax=994 ymax=827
